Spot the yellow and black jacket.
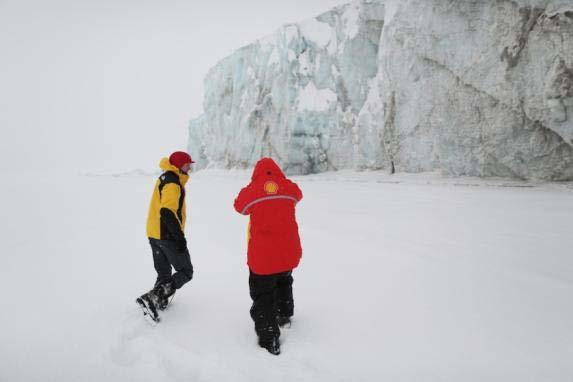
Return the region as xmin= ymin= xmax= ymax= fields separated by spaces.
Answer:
xmin=146 ymin=158 xmax=189 ymax=241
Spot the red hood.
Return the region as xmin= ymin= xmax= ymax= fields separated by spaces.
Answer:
xmin=251 ymin=158 xmax=285 ymax=181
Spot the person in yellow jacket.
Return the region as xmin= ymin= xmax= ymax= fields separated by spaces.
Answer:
xmin=136 ymin=151 xmax=195 ymax=322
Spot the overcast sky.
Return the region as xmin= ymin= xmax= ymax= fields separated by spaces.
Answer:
xmin=0 ymin=0 xmax=346 ymax=173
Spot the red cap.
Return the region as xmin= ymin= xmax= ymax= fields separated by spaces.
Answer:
xmin=169 ymin=151 xmax=194 ymax=169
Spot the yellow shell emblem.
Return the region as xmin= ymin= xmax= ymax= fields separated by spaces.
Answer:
xmin=264 ymin=181 xmax=279 ymax=194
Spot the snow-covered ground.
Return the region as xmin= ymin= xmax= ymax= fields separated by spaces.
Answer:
xmin=2 ymin=170 xmax=572 ymax=381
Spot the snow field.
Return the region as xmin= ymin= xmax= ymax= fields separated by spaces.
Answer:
xmin=1 ymin=170 xmax=571 ymax=381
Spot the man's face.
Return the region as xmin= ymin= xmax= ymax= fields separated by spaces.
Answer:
xmin=181 ymin=162 xmax=192 ymax=173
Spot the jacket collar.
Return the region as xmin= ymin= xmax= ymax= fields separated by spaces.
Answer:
xmin=159 ymin=157 xmax=189 ymax=186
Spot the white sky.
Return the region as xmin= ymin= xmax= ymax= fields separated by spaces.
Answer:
xmin=0 ymin=0 xmax=346 ymax=173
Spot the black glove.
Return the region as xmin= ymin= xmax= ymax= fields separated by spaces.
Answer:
xmin=174 ymin=237 xmax=187 ymax=253
xmin=160 ymin=208 xmax=186 ymax=251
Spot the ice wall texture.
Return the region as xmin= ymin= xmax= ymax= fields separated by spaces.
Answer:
xmin=189 ymin=0 xmax=573 ymax=180
xmin=188 ymin=1 xmax=385 ymax=174
xmin=380 ymin=0 xmax=573 ymax=180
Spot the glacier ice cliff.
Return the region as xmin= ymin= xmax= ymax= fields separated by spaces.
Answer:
xmin=189 ymin=0 xmax=573 ymax=180
xmin=379 ymin=0 xmax=573 ymax=180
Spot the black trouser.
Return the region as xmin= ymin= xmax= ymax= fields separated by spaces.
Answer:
xmin=249 ymin=270 xmax=294 ymax=343
xmin=149 ymin=238 xmax=193 ymax=289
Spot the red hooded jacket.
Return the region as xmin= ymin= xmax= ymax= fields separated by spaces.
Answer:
xmin=234 ymin=158 xmax=303 ymax=275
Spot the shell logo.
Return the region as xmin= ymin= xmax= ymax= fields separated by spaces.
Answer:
xmin=264 ymin=181 xmax=279 ymax=194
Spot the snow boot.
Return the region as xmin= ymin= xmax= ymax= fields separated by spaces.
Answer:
xmin=154 ymin=281 xmax=175 ymax=311
xmin=259 ymin=336 xmax=280 ymax=355
xmin=258 ymin=325 xmax=280 ymax=355
xmin=136 ymin=290 xmax=161 ymax=322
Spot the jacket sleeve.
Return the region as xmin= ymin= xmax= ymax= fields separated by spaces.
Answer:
xmin=160 ymin=183 xmax=185 ymax=240
xmin=285 ymin=180 xmax=303 ymax=202
xmin=234 ymin=184 xmax=256 ymax=215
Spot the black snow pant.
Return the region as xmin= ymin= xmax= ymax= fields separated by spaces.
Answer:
xmin=149 ymin=238 xmax=193 ymax=289
xmin=249 ymin=270 xmax=294 ymax=344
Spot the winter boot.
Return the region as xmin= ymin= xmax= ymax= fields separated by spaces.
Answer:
xmin=136 ymin=289 xmax=161 ymax=322
xmin=154 ymin=281 xmax=175 ymax=311
xmin=259 ymin=336 xmax=280 ymax=355
xmin=258 ymin=325 xmax=281 ymax=355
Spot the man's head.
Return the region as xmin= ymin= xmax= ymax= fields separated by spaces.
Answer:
xmin=169 ymin=151 xmax=194 ymax=174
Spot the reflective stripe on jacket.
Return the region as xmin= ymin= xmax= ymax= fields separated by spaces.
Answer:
xmin=234 ymin=158 xmax=303 ymax=275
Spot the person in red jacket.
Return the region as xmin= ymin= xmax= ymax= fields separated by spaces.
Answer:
xmin=233 ymin=158 xmax=303 ymax=355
